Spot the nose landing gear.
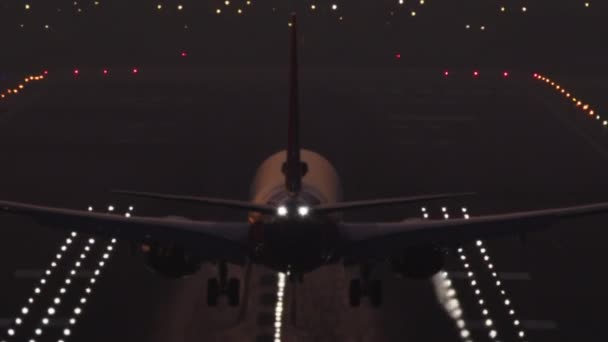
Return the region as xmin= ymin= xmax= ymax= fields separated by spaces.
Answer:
xmin=207 ymin=261 xmax=241 ymax=306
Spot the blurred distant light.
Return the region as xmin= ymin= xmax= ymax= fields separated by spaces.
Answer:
xmin=444 ymin=70 xmax=449 ymax=77
xmin=473 ymin=71 xmax=479 ymax=77
xmin=132 ymin=68 xmax=139 ymax=74
xmin=43 ymin=70 xmax=48 ymax=75
xmin=181 ymin=51 xmax=188 ymax=57
xmin=503 ymin=71 xmax=509 ymax=77
xmin=395 ymin=53 xmax=401 ymax=59
xmin=73 ymin=69 xmax=79 ymax=76
xmin=103 ymin=69 xmax=108 ymax=75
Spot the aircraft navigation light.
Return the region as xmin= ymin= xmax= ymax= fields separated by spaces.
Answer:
xmin=277 ymin=206 xmax=288 ymax=216
xmin=298 ymin=206 xmax=310 ymax=216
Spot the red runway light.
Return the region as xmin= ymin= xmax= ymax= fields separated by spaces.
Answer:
xmin=473 ymin=71 xmax=479 ymax=77
xmin=73 ymin=69 xmax=79 ymax=76
xmin=503 ymin=71 xmax=509 ymax=77
xmin=395 ymin=53 xmax=401 ymax=59
xmin=444 ymin=70 xmax=449 ymax=77
xmin=43 ymin=70 xmax=48 ymax=75
xmin=181 ymin=51 xmax=188 ymax=57
xmin=103 ymin=69 xmax=109 ymax=75
xmin=533 ymin=73 xmax=538 ymax=78
xmin=132 ymin=68 xmax=139 ymax=74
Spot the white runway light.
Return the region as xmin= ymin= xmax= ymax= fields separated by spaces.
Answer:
xmin=3 ymin=232 xmax=81 ymax=340
xmin=472 ymin=226 xmax=528 ymax=340
xmin=274 ymin=272 xmax=287 ymax=342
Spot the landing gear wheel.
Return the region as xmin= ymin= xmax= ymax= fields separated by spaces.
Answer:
xmin=349 ymin=279 xmax=362 ymax=307
xmin=227 ymin=278 xmax=240 ymax=307
xmin=207 ymin=278 xmax=220 ymax=306
xmin=369 ymin=279 xmax=383 ymax=307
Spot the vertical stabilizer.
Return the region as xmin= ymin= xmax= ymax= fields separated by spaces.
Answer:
xmin=283 ymin=13 xmax=307 ymax=196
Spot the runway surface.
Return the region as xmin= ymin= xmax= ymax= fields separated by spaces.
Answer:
xmin=1 ymin=67 xmax=608 ymax=342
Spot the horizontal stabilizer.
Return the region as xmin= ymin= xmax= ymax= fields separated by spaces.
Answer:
xmin=112 ymin=190 xmax=276 ymax=214
xmin=312 ymin=192 xmax=475 ymax=214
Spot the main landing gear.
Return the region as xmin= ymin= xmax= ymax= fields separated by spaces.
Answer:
xmin=349 ymin=264 xmax=382 ymax=307
xmin=207 ymin=261 xmax=240 ymax=307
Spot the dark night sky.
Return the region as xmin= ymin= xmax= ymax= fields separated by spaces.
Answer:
xmin=1 ymin=1 xmax=608 ymax=342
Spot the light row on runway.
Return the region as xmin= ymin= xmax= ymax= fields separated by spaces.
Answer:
xmin=1 ymin=205 xmax=128 ymax=342
xmin=534 ymin=73 xmax=606 ymax=127
xmin=0 ymin=72 xmax=48 ymax=102
xmin=475 ymin=240 xmax=527 ymax=339
xmin=3 ymin=233 xmax=78 ymax=340
xmin=274 ymin=272 xmax=287 ymax=342
xmin=426 ymin=206 xmax=529 ymax=341
xmin=442 ymin=70 xmax=510 ymax=78
xmin=73 ymin=68 xmax=139 ymax=77
xmin=433 ymin=271 xmax=473 ymax=342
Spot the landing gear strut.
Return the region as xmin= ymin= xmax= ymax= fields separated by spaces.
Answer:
xmin=207 ymin=261 xmax=240 ymax=307
xmin=349 ymin=264 xmax=382 ymax=307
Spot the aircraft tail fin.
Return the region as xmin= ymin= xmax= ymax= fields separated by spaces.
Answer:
xmin=282 ymin=13 xmax=307 ymax=196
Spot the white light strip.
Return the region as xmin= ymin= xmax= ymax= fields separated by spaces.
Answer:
xmin=423 ymin=208 xmax=473 ymax=341
xmin=467 ymin=210 xmax=528 ymax=340
xmin=3 ymin=232 xmax=78 ymax=340
xmin=28 ymin=235 xmax=97 ymax=339
xmin=49 ymin=205 xmax=123 ymax=341
xmin=452 ymin=207 xmax=500 ymax=340
xmin=274 ymin=272 xmax=287 ymax=342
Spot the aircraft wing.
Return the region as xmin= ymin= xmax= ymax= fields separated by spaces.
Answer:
xmin=0 ymin=200 xmax=250 ymax=262
xmin=337 ymin=202 xmax=608 ymax=260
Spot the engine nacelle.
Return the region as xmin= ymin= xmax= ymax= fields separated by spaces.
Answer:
xmin=391 ymin=245 xmax=446 ymax=278
xmin=141 ymin=243 xmax=202 ymax=279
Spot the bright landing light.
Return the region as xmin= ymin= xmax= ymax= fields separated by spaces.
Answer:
xmin=298 ymin=206 xmax=309 ymax=216
xmin=277 ymin=206 xmax=288 ymax=216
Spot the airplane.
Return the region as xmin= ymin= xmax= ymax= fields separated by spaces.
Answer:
xmin=3 ymin=13 xmax=608 ymax=308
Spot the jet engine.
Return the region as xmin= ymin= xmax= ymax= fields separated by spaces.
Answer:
xmin=141 ymin=242 xmax=202 ymax=279
xmin=391 ymin=245 xmax=446 ymax=278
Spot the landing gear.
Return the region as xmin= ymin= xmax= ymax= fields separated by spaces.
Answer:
xmin=349 ymin=265 xmax=382 ymax=308
xmin=207 ymin=261 xmax=240 ymax=307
